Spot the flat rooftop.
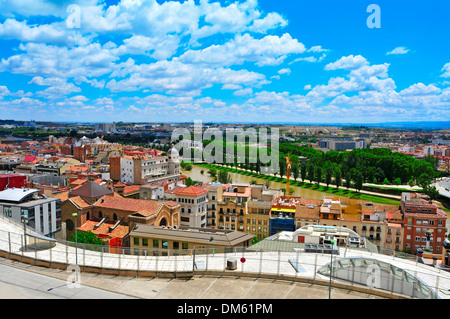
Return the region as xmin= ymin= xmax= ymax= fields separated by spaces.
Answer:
xmin=0 ymin=188 xmax=39 ymax=202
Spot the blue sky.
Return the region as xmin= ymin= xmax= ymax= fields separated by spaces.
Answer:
xmin=0 ymin=0 xmax=449 ymax=124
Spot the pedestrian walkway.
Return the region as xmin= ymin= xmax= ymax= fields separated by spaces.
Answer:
xmin=0 ymin=215 xmax=448 ymax=299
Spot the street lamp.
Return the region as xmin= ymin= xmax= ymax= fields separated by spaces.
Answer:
xmin=328 ymin=238 xmax=335 ymax=299
xmin=72 ymin=212 xmax=79 ymax=283
xmin=21 ymin=214 xmax=28 ymax=250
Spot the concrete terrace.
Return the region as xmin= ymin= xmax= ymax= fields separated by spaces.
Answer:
xmin=0 ymin=215 xmax=449 ymax=299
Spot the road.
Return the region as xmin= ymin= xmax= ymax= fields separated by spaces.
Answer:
xmin=0 ymin=260 xmax=136 ymax=299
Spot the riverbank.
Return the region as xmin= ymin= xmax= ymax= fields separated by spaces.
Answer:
xmin=194 ymin=163 xmax=401 ymax=206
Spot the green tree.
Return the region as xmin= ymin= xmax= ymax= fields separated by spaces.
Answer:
xmin=344 ymin=172 xmax=352 ymax=189
xmin=300 ymin=163 xmax=307 ymax=182
xmin=354 ymin=172 xmax=364 ymax=192
xmin=314 ymin=166 xmax=322 ymax=186
xmin=334 ymin=167 xmax=342 ymax=190
xmin=408 ymin=178 xmax=415 ymax=187
xmin=185 ymin=177 xmax=197 ymax=186
xmin=393 ymin=178 xmax=401 ymax=186
xmin=208 ymin=168 xmax=217 ymax=178
xmin=69 ymin=231 xmax=104 ymax=245
xmin=425 ymin=185 xmax=440 ymax=201
xmin=382 ymin=178 xmax=390 ymax=185
xmin=218 ymin=170 xmax=232 ymax=184
xmin=417 ymin=173 xmax=431 ymax=190
xmin=325 ymin=166 xmax=333 ymax=188
xmin=292 ymin=163 xmax=299 ymax=181
xmin=307 ymin=164 xmax=314 ymax=183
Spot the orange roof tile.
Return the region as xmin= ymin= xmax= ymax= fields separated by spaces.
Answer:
xmin=70 ymin=196 xmax=92 ymax=208
xmin=173 ymin=185 xmax=209 ymax=197
xmin=78 ymin=219 xmax=129 ymax=239
xmin=94 ymin=195 xmax=162 ymax=216
xmin=53 ymin=191 xmax=69 ymax=202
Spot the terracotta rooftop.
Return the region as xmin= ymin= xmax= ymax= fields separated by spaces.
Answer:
xmin=78 ymin=218 xmax=129 ymax=240
xmin=295 ymin=205 xmax=320 ymax=220
xmin=52 ymin=191 xmax=69 ymax=202
xmin=173 ymin=185 xmax=209 ymax=197
xmin=94 ymin=195 xmax=163 ymax=217
xmin=70 ymin=195 xmax=92 ymax=208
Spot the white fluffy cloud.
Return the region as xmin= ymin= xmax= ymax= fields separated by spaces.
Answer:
xmin=0 ymin=18 xmax=89 ymax=46
xmin=441 ymin=63 xmax=450 ymax=78
xmin=0 ymin=42 xmax=119 ymax=78
xmin=325 ymin=55 xmax=368 ymax=71
xmin=178 ymin=33 xmax=305 ymax=67
xmin=399 ymin=83 xmax=441 ymax=96
xmin=386 ymin=47 xmax=409 ymax=55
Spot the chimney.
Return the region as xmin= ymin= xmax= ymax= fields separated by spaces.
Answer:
xmin=416 ymin=248 xmax=423 ymax=259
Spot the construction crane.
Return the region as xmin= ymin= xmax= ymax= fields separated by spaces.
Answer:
xmin=286 ymin=154 xmax=291 ymax=199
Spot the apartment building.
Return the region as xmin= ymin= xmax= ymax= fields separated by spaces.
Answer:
xmin=217 ymin=184 xmax=251 ymax=232
xmin=245 ymin=186 xmax=281 ymax=240
xmin=269 ymin=196 xmax=301 ymax=235
xmin=173 ymin=185 xmax=208 ymax=228
xmin=111 ymin=148 xmax=180 ymax=185
xmin=294 ymin=198 xmax=322 ymax=229
xmin=319 ymin=197 xmax=342 ymax=220
xmin=0 ymin=188 xmax=61 ymax=237
xmin=203 ymin=183 xmax=223 ymax=229
xmin=401 ymin=192 xmax=447 ymax=254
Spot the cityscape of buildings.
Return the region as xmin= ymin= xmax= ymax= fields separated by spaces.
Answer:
xmin=0 ymin=0 xmax=449 ymax=304
xmin=0 ymin=122 xmax=449 ymax=259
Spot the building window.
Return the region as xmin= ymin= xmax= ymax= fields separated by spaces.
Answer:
xmin=153 ymin=240 xmax=159 ymax=248
xmin=142 ymin=238 xmax=148 ymax=246
xmin=173 ymin=242 xmax=179 ymax=250
xmin=134 ymin=237 xmax=140 ymax=246
xmin=182 ymin=242 xmax=188 ymax=250
xmin=3 ymin=206 xmax=12 ymax=218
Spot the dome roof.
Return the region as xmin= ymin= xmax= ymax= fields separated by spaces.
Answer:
xmin=167 ymin=147 xmax=179 ymax=156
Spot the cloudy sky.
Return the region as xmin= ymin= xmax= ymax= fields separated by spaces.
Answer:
xmin=0 ymin=0 xmax=449 ymax=124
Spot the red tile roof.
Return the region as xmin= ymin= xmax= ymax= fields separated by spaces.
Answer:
xmin=78 ymin=218 xmax=129 ymax=240
xmin=172 ymin=185 xmax=209 ymax=197
xmin=164 ymin=200 xmax=179 ymax=207
xmin=94 ymin=195 xmax=163 ymax=216
xmin=70 ymin=196 xmax=92 ymax=208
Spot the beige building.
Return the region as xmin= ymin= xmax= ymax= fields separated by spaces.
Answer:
xmin=245 ymin=186 xmax=280 ymax=240
xmin=385 ymin=223 xmax=404 ymax=252
xmin=203 ymin=183 xmax=223 ymax=229
xmin=217 ymin=184 xmax=250 ymax=232
xmin=129 ymin=224 xmax=254 ymax=255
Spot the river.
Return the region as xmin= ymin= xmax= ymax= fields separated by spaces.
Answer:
xmin=182 ymin=165 xmax=343 ymax=201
